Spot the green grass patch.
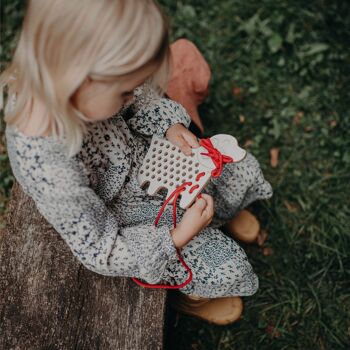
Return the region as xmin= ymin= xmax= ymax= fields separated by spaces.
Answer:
xmin=1 ymin=0 xmax=350 ymax=348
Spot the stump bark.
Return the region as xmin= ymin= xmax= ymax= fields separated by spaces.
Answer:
xmin=0 ymin=182 xmax=167 ymax=350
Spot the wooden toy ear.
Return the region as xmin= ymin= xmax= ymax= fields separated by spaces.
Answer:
xmin=211 ymin=134 xmax=246 ymax=162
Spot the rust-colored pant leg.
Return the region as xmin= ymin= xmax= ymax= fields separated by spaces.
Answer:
xmin=167 ymin=39 xmax=211 ymax=134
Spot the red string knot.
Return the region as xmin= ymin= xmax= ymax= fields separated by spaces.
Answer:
xmin=199 ymin=138 xmax=233 ymax=177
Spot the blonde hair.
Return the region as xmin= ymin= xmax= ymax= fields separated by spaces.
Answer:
xmin=0 ymin=0 xmax=170 ymax=157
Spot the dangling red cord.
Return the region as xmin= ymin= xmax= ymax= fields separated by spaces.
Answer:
xmin=132 ymin=182 xmax=194 ymax=289
xmin=132 ymin=138 xmax=234 ymax=289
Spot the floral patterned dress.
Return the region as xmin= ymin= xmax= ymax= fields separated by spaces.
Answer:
xmin=5 ymin=87 xmax=272 ymax=297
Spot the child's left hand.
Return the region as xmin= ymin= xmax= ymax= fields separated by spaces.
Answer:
xmin=165 ymin=123 xmax=200 ymax=156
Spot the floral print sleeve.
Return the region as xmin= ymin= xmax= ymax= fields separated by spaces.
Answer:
xmin=5 ymin=126 xmax=178 ymax=284
xmin=126 ymin=83 xmax=191 ymax=137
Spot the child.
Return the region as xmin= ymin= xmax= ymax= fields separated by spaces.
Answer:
xmin=1 ymin=0 xmax=272 ymax=325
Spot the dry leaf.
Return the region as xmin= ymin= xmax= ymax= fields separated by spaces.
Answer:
xmin=239 ymin=115 xmax=245 ymax=123
xmin=304 ymin=126 xmax=313 ymax=132
xmin=0 ymin=143 xmax=5 ymax=154
xmin=270 ymin=148 xmax=279 ymax=168
xmin=284 ymin=200 xmax=298 ymax=213
xmin=329 ymin=120 xmax=337 ymax=128
xmin=257 ymin=230 xmax=268 ymax=246
xmin=244 ymin=139 xmax=253 ymax=148
xmin=262 ymin=247 xmax=274 ymax=256
xmin=266 ymin=324 xmax=281 ymax=338
xmin=232 ymin=87 xmax=242 ymax=96
xmin=293 ymin=111 xmax=304 ymax=125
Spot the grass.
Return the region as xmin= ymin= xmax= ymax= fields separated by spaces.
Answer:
xmin=1 ymin=0 xmax=350 ymax=349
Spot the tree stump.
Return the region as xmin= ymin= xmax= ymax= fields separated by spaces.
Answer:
xmin=0 ymin=182 xmax=168 ymax=350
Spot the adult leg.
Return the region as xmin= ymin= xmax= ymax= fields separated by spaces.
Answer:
xmin=167 ymin=38 xmax=211 ymax=136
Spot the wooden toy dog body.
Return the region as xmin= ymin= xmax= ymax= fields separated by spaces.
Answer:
xmin=138 ymin=134 xmax=246 ymax=209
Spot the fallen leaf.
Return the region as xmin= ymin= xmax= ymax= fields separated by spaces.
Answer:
xmin=284 ymin=200 xmax=298 ymax=213
xmin=232 ymin=87 xmax=242 ymax=96
xmin=239 ymin=115 xmax=245 ymax=123
xmin=0 ymin=143 xmax=5 ymax=154
xmin=266 ymin=324 xmax=281 ymax=338
xmin=262 ymin=247 xmax=274 ymax=256
xmin=304 ymin=126 xmax=313 ymax=132
xmin=257 ymin=230 xmax=268 ymax=246
xmin=244 ymin=139 xmax=253 ymax=148
xmin=329 ymin=120 xmax=337 ymax=128
xmin=293 ymin=111 xmax=304 ymax=125
xmin=270 ymin=148 xmax=279 ymax=168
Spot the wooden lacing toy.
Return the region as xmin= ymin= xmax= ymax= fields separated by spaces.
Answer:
xmin=132 ymin=134 xmax=246 ymax=289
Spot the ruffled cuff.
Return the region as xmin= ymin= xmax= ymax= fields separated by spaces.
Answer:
xmin=122 ymin=224 xmax=178 ymax=284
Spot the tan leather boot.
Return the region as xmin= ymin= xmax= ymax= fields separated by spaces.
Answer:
xmin=169 ymin=291 xmax=243 ymax=326
xmin=225 ymin=210 xmax=260 ymax=243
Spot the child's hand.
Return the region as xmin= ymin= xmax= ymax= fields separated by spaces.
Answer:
xmin=171 ymin=194 xmax=214 ymax=248
xmin=165 ymin=123 xmax=200 ymax=156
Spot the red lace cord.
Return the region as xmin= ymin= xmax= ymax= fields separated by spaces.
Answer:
xmin=199 ymin=138 xmax=233 ymax=177
xmin=132 ymin=182 xmax=194 ymax=289
xmin=131 ymin=138 xmax=233 ymax=289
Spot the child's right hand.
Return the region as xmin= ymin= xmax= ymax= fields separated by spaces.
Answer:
xmin=171 ymin=194 xmax=214 ymax=248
